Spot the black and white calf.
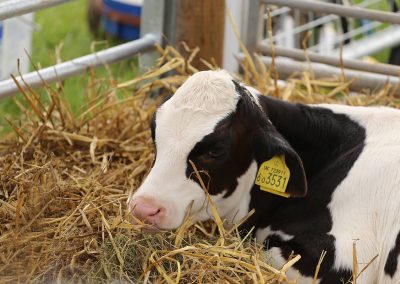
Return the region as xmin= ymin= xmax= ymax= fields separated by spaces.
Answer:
xmin=128 ymin=70 xmax=400 ymax=283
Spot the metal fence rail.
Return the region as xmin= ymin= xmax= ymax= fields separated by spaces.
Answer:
xmin=1 ymin=0 xmax=399 ymax=98
xmin=257 ymin=45 xmax=400 ymax=77
xmin=248 ymin=0 xmax=400 ymax=92
xmin=262 ymin=0 xmax=400 ymax=25
xmin=0 ymin=0 xmax=164 ymax=99
xmin=236 ymin=54 xmax=400 ymax=94
xmin=0 ymin=0 xmax=71 ymax=21
xmin=0 ymin=33 xmax=160 ymax=99
xmin=332 ymin=25 xmax=400 ymax=59
xmin=262 ymin=0 xmax=385 ymax=46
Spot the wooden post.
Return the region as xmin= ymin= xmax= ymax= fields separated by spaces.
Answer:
xmin=174 ymin=0 xmax=225 ymax=70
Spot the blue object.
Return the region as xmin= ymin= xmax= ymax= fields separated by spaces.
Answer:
xmin=0 ymin=22 xmax=3 ymax=44
xmin=102 ymin=0 xmax=142 ymax=41
xmin=360 ymin=19 xmax=373 ymax=36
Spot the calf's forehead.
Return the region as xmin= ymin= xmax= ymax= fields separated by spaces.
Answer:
xmin=153 ymin=70 xmax=240 ymax=154
xmin=171 ymin=70 xmax=239 ymax=114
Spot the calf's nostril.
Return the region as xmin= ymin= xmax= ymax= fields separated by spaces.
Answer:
xmin=131 ymin=200 xmax=164 ymax=222
xmin=149 ymin=208 xmax=162 ymax=217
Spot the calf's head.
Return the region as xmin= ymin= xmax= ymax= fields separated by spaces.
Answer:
xmin=128 ymin=70 xmax=307 ymax=230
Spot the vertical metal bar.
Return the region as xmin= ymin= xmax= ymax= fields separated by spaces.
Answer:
xmin=241 ymin=0 xmax=261 ymax=54
xmin=223 ymin=0 xmax=242 ymax=72
xmin=163 ymin=0 xmax=179 ymax=46
xmin=257 ymin=2 xmax=265 ymax=51
xmin=292 ymin=9 xmax=301 ymax=49
xmin=139 ymin=0 xmax=165 ymax=70
xmin=0 ymin=0 xmax=71 ymax=20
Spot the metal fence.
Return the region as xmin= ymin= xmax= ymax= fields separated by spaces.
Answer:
xmin=1 ymin=0 xmax=400 ymax=98
xmin=0 ymin=0 xmax=161 ymax=99
xmin=238 ymin=0 xmax=400 ymax=93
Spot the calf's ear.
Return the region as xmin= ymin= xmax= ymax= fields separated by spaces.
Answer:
xmin=253 ymin=123 xmax=308 ymax=198
xmin=232 ymin=83 xmax=307 ymax=198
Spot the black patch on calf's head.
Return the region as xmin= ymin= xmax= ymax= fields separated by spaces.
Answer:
xmin=150 ymin=95 xmax=173 ymax=167
xmin=185 ymin=81 xmax=259 ymax=196
xmin=233 ymin=81 xmax=307 ymax=198
xmin=150 ymin=113 xmax=156 ymax=142
xmin=186 ymin=110 xmax=254 ymax=197
xmin=186 ymin=81 xmax=307 ymax=199
xmin=150 ymin=94 xmax=172 ymax=144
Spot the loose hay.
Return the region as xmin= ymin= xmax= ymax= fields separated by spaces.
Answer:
xmin=0 ymin=45 xmax=398 ymax=283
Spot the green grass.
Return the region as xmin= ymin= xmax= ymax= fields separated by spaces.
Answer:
xmin=0 ymin=0 xmax=138 ymax=134
xmin=353 ymin=0 xmax=392 ymax=62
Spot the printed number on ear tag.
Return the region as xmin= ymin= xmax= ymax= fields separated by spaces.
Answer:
xmin=255 ymin=155 xmax=291 ymax=198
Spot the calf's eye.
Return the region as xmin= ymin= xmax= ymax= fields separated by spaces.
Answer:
xmin=206 ymin=147 xmax=226 ymax=159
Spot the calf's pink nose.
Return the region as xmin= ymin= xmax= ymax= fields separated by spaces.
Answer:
xmin=130 ymin=197 xmax=165 ymax=224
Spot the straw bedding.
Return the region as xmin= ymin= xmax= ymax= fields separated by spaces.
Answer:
xmin=0 ymin=45 xmax=398 ymax=283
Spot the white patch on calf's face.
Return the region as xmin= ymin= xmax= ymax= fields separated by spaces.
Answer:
xmin=130 ymin=70 xmax=256 ymax=229
xmin=216 ymin=161 xmax=257 ymax=226
xmin=132 ymin=111 xmax=231 ymax=230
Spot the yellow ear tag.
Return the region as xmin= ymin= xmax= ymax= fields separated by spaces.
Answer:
xmin=255 ymin=155 xmax=291 ymax=198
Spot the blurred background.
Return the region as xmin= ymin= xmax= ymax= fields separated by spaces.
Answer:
xmin=1 ymin=0 xmax=400 ymax=134
xmin=0 ymin=0 xmax=141 ymax=133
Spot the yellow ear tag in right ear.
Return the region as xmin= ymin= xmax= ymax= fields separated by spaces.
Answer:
xmin=255 ymin=155 xmax=291 ymax=198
